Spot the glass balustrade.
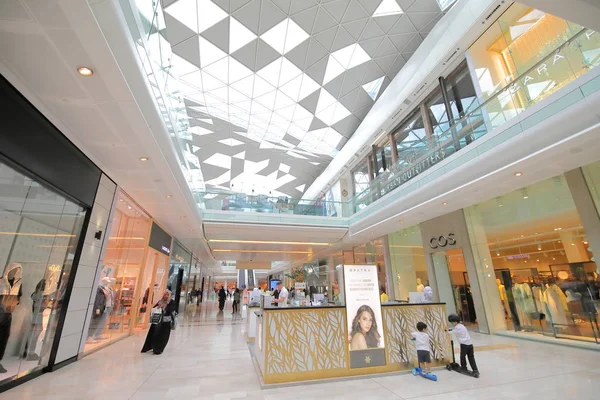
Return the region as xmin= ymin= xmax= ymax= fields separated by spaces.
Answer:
xmin=196 ymin=191 xmax=349 ymax=218
xmin=349 ymin=27 xmax=600 ymax=213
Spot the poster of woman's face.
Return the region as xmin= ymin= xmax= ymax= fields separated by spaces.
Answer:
xmin=344 ymin=265 xmax=387 ymax=369
xmin=349 ymin=304 xmax=382 ymax=350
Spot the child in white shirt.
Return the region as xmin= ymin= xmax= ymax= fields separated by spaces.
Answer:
xmin=448 ymin=314 xmax=479 ymax=377
xmin=411 ymin=322 xmax=431 ymax=373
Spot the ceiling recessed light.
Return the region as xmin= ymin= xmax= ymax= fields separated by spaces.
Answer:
xmin=139 ymin=157 xmax=149 ymax=161
xmin=399 ymin=219 xmax=404 ymax=222
xmin=442 ymin=202 xmax=448 ymax=206
xmin=77 ymin=66 xmax=94 ymax=76
xmin=514 ymin=172 xmax=523 ymax=177
xmin=127 ymin=206 xmax=132 ymax=210
xmin=166 ymin=195 xmax=172 ymax=198
xmin=523 ymin=196 xmax=529 ymax=199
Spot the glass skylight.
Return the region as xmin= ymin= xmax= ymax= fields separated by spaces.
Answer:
xmin=363 ymin=76 xmax=385 ymax=100
xmin=373 ymin=0 xmax=404 ymax=17
xmin=261 ymin=18 xmax=309 ymax=55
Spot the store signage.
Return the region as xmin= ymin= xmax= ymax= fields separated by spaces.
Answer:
xmin=294 ymin=282 xmax=306 ymax=290
xmin=149 ymin=222 xmax=172 ymax=256
xmin=343 ymin=265 xmax=386 ymax=369
xmin=429 ymin=233 xmax=456 ymax=249
xmin=506 ymin=254 xmax=530 ymax=260
xmin=399 ymin=149 xmax=447 ymax=185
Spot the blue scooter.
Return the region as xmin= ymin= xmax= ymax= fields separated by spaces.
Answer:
xmin=410 ymin=338 xmax=438 ymax=381
xmin=412 ymin=365 xmax=438 ymax=381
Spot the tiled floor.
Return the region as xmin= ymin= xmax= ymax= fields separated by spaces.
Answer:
xmin=1 ymin=302 xmax=600 ymax=400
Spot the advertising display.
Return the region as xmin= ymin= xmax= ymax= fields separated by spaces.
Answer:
xmin=343 ymin=265 xmax=386 ymax=369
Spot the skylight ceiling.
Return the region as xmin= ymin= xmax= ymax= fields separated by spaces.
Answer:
xmin=162 ymin=0 xmax=445 ymax=197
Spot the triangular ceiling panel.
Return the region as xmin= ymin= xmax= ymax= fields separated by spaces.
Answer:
xmin=162 ymin=0 xmax=444 ymax=197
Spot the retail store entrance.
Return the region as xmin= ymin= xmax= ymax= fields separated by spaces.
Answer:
xmin=431 ymin=249 xmax=478 ymax=329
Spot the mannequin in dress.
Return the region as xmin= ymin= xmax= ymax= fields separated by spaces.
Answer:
xmin=0 ymin=263 xmax=23 ymax=373
xmin=543 ymin=283 xmax=569 ymax=327
xmin=416 ymin=278 xmax=424 ymax=292
xmin=91 ymin=277 xmax=114 ymax=341
xmin=496 ymin=279 xmax=509 ymax=318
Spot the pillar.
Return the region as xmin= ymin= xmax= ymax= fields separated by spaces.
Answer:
xmin=564 ymin=168 xmax=600 ymax=273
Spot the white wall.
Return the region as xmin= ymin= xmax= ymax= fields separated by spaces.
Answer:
xmin=55 ymin=174 xmax=116 ymax=364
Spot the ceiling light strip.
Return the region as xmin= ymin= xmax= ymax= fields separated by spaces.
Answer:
xmin=208 ymin=239 xmax=330 ymax=246
xmin=212 ymin=249 xmax=313 ymax=254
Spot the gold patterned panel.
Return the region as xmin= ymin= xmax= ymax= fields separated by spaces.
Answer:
xmin=383 ymin=304 xmax=452 ymax=365
xmin=265 ymin=308 xmax=348 ymax=375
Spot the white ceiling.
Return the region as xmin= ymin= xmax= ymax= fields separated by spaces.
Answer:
xmin=0 ymin=0 xmax=216 ymax=268
xmin=156 ymin=0 xmax=446 ymax=197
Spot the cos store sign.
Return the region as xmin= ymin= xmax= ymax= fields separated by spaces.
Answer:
xmin=429 ymin=233 xmax=456 ymax=249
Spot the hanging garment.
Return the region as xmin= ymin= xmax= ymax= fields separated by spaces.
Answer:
xmin=544 ymin=284 xmax=569 ymax=326
xmin=512 ymin=284 xmax=532 ymax=327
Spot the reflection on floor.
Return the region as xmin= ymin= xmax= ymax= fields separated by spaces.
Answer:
xmin=1 ymin=301 xmax=600 ymax=400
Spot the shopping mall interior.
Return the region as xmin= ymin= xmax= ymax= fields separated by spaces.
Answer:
xmin=1 ymin=0 xmax=600 ymax=398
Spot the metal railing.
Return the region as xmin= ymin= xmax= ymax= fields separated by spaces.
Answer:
xmin=196 ymin=190 xmax=349 ymax=217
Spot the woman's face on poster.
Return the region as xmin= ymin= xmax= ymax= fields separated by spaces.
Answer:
xmin=358 ymin=311 xmax=373 ymax=333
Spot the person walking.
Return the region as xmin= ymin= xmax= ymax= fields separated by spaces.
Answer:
xmin=218 ymin=286 xmax=226 ymax=311
xmin=233 ymin=288 xmax=241 ymax=314
xmin=141 ymin=290 xmax=176 ymax=355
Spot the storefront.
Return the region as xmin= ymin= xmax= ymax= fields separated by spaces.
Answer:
xmin=387 ymin=226 xmax=430 ymax=303
xmin=134 ymin=222 xmax=172 ymax=329
xmin=0 ymin=74 xmax=107 ymax=390
xmin=83 ymin=191 xmax=152 ymax=353
xmin=168 ymin=241 xmax=192 ymax=313
xmin=464 ymin=168 xmax=600 ymax=344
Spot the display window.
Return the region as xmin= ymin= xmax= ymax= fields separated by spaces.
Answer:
xmin=465 ymin=175 xmax=600 ymax=343
xmin=168 ymin=241 xmax=191 ymax=313
xmin=388 ymin=226 xmax=431 ymax=303
xmin=0 ymin=160 xmax=86 ymax=384
xmin=84 ymin=192 xmax=151 ymax=352
xmin=467 ymin=4 xmax=599 ymax=130
xmin=134 ymin=247 xmax=170 ymax=329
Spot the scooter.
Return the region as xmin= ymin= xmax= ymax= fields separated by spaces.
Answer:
xmin=445 ymin=339 xmax=479 ymax=378
xmin=412 ymin=364 xmax=438 ymax=381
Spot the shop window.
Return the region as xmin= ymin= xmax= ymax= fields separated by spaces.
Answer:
xmin=465 ymin=175 xmax=599 ymax=343
xmin=388 ymin=226 xmax=430 ymax=302
xmin=352 ymin=159 xmax=370 ymax=196
xmin=393 ymin=110 xmax=428 ymax=169
xmin=168 ymin=242 xmax=191 ymax=313
xmin=0 ymin=160 xmax=86 ymax=380
xmin=85 ymin=192 xmax=151 ymax=351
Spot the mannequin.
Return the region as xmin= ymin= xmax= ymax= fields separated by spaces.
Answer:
xmin=0 ymin=263 xmax=23 ymax=373
xmin=423 ymin=286 xmax=433 ymax=303
xmin=416 ymin=278 xmax=424 ymax=293
xmin=90 ymin=278 xmax=114 ymax=341
xmin=496 ymin=279 xmax=509 ymax=318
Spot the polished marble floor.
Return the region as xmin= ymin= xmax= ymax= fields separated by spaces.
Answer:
xmin=1 ymin=301 xmax=600 ymax=400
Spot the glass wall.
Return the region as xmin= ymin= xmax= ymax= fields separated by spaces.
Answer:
xmin=352 ymin=158 xmax=370 ymax=198
xmin=135 ymin=246 xmax=170 ymax=329
xmin=353 ymin=238 xmax=387 ymax=292
xmin=465 ymin=175 xmax=600 ymax=343
xmin=168 ymin=241 xmax=192 ymax=313
xmin=0 ymin=160 xmax=86 ymax=382
xmin=388 ymin=226 xmax=430 ymax=302
xmin=85 ymin=192 xmax=151 ymax=351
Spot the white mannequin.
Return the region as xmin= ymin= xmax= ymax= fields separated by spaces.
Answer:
xmin=0 ymin=263 xmax=23 ymax=296
xmin=416 ymin=278 xmax=424 ymax=292
xmin=423 ymin=286 xmax=433 ymax=302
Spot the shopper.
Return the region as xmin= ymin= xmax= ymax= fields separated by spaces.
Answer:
xmin=448 ymin=313 xmax=479 ymax=377
xmin=349 ymin=305 xmax=381 ymax=350
xmin=218 ymin=286 xmax=226 ymax=311
xmin=411 ymin=322 xmax=431 ymax=373
xmin=141 ymin=290 xmax=176 ymax=355
xmin=233 ymin=288 xmax=241 ymax=314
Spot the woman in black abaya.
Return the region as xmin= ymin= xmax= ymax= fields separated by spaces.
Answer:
xmin=141 ymin=290 xmax=176 ymax=355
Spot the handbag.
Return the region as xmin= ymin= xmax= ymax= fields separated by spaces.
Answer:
xmin=171 ymin=312 xmax=178 ymax=330
xmin=150 ymin=307 xmax=163 ymax=324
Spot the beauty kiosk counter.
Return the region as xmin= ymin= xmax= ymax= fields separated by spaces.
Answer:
xmin=253 ymin=303 xmax=451 ymax=385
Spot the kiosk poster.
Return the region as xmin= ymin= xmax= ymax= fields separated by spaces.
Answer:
xmin=343 ymin=265 xmax=386 ymax=369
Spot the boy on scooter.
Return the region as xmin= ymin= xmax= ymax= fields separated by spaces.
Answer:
xmin=448 ymin=314 xmax=480 ymax=378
